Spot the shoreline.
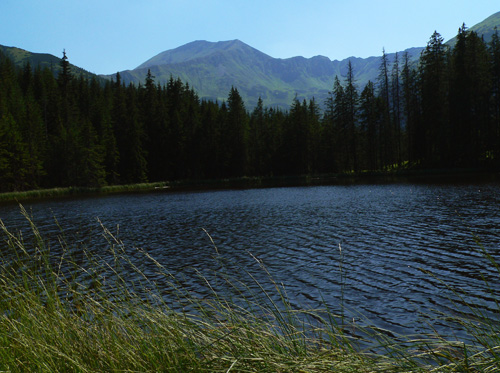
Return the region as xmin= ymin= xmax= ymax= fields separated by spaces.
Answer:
xmin=1 ymin=168 xmax=499 ymax=204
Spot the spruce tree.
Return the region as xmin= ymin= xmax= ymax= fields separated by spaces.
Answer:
xmin=490 ymin=27 xmax=500 ymax=162
xmin=359 ymin=81 xmax=379 ymax=170
xmin=419 ymin=31 xmax=449 ymax=166
xmin=344 ymin=61 xmax=359 ymax=171
xmin=224 ymin=87 xmax=248 ymax=176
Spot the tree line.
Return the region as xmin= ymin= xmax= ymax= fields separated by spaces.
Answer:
xmin=1 ymin=25 xmax=500 ymax=192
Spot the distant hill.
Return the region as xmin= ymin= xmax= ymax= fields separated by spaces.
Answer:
xmin=0 ymin=45 xmax=101 ymax=81
xmin=106 ymin=40 xmax=422 ymax=109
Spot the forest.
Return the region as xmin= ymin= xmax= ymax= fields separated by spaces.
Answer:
xmin=1 ymin=25 xmax=500 ymax=193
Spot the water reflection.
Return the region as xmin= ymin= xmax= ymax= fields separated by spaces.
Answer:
xmin=1 ymin=183 xmax=499 ymax=337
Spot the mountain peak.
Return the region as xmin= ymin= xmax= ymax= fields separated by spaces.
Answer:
xmin=118 ymin=10 xmax=500 ymax=109
xmin=136 ymin=39 xmax=261 ymax=69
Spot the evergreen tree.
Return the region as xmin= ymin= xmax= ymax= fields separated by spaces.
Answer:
xmin=57 ymin=49 xmax=72 ymax=93
xmin=344 ymin=61 xmax=359 ymax=171
xmin=359 ymin=81 xmax=379 ymax=170
xmin=419 ymin=31 xmax=449 ymax=165
xmin=91 ymin=78 xmax=120 ymax=184
xmin=0 ymin=113 xmax=30 ymax=191
xmin=450 ymin=26 xmax=491 ymax=166
xmin=180 ymin=84 xmax=201 ymax=179
xmin=401 ymin=52 xmax=421 ymax=164
xmin=199 ymin=99 xmax=222 ymax=178
xmin=332 ymin=75 xmax=347 ymax=171
xmin=285 ymin=97 xmax=309 ymax=174
xmin=112 ymin=74 xmax=148 ymax=183
xmin=223 ymin=87 xmax=248 ymax=176
xmin=391 ymin=52 xmax=403 ymax=164
xmin=141 ymin=69 xmax=163 ymax=181
xmin=248 ymin=97 xmax=266 ymax=175
xmin=490 ymin=27 xmax=500 ymax=162
xmin=377 ymin=48 xmax=394 ymax=167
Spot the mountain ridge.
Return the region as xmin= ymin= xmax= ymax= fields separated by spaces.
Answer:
xmin=112 ymin=39 xmax=423 ymax=109
xmin=0 ymin=44 xmax=101 ymax=82
xmin=2 ymin=10 xmax=499 ymax=109
xmin=117 ymin=11 xmax=500 ymax=109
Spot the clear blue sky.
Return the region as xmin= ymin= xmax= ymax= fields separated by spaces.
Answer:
xmin=1 ymin=0 xmax=498 ymax=75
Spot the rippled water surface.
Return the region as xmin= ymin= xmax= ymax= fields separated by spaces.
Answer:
xmin=1 ymin=182 xmax=500 ymax=337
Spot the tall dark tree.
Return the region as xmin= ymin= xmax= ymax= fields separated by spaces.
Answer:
xmin=91 ymin=78 xmax=119 ymax=184
xmin=112 ymin=74 xmax=148 ymax=183
xmin=0 ymin=113 xmax=30 ymax=191
xmin=199 ymin=99 xmax=222 ymax=178
xmin=450 ymin=26 xmax=491 ymax=166
xmin=490 ymin=27 xmax=500 ymax=162
xmin=307 ymin=98 xmax=322 ymax=173
xmin=322 ymin=80 xmax=338 ymax=172
xmin=331 ymin=75 xmax=347 ymax=170
xmin=401 ymin=51 xmax=421 ymax=164
xmin=284 ymin=97 xmax=309 ymax=174
xmin=248 ymin=97 xmax=267 ymax=175
xmin=223 ymin=87 xmax=248 ymax=176
xmin=141 ymin=69 xmax=164 ymax=181
xmin=419 ymin=31 xmax=449 ymax=165
xmin=359 ymin=81 xmax=379 ymax=170
xmin=391 ymin=52 xmax=403 ymax=164
xmin=344 ymin=61 xmax=359 ymax=171
xmin=377 ymin=48 xmax=394 ymax=167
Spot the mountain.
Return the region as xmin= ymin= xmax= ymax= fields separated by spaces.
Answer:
xmin=105 ymin=40 xmax=422 ymax=109
xmin=0 ymin=44 xmax=101 ymax=81
xmin=3 ymin=11 xmax=499 ymax=110
xmin=104 ymin=11 xmax=500 ymax=110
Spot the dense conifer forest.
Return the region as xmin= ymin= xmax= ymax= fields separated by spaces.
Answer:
xmin=1 ymin=26 xmax=500 ymax=193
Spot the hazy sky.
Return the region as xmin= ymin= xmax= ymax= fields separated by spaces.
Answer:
xmin=1 ymin=1 xmax=498 ymax=75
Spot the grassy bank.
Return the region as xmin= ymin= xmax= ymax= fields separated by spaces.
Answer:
xmin=1 ymin=208 xmax=500 ymax=371
xmin=0 ymin=182 xmax=171 ymax=204
xmin=2 ymin=168 xmax=499 ymax=204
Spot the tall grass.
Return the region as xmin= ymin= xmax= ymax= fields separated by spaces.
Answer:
xmin=0 ymin=207 xmax=499 ymax=371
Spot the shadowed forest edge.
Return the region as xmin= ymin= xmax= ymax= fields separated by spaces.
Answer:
xmin=1 ymin=25 xmax=500 ymax=193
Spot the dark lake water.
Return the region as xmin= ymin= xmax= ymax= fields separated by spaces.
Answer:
xmin=1 ymin=182 xmax=500 ymax=339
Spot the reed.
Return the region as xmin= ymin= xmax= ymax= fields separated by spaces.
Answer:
xmin=0 ymin=206 xmax=499 ymax=371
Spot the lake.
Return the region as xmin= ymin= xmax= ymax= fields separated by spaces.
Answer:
xmin=1 ymin=181 xmax=500 ymax=339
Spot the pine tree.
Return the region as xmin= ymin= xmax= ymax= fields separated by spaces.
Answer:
xmin=359 ymin=81 xmax=379 ymax=170
xmin=450 ymin=26 xmax=492 ymax=166
xmin=332 ymin=75 xmax=347 ymax=171
xmin=223 ymin=87 xmax=248 ymax=176
xmin=57 ymin=49 xmax=72 ymax=93
xmin=377 ymin=48 xmax=394 ymax=167
xmin=141 ymin=69 xmax=164 ymax=181
xmin=490 ymin=27 xmax=500 ymax=162
xmin=419 ymin=31 xmax=449 ymax=166
xmin=391 ymin=52 xmax=403 ymax=164
xmin=248 ymin=97 xmax=266 ymax=175
xmin=401 ymin=52 xmax=421 ymax=164
xmin=344 ymin=61 xmax=359 ymax=171
xmin=307 ymin=98 xmax=322 ymax=173
xmin=199 ymin=99 xmax=222 ymax=178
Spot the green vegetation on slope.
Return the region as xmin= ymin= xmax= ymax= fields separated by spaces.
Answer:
xmin=447 ymin=11 xmax=500 ymax=48
xmin=0 ymin=44 xmax=102 ymax=82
